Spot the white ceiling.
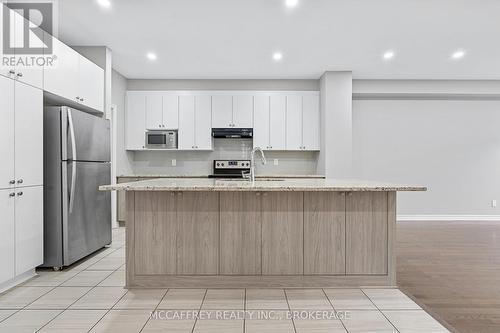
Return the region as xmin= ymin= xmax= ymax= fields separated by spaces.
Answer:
xmin=58 ymin=0 xmax=500 ymax=80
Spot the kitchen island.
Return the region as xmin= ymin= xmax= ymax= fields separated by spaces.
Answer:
xmin=101 ymin=178 xmax=425 ymax=288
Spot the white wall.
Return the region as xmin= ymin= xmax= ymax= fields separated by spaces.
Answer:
xmin=112 ymin=70 xmax=134 ymax=175
xmin=318 ymin=72 xmax=353 ymax=178
xmin=131 ymin=140 xmax=317 ymax=176
xmin=353 ymin=99 xmax=500 ymax=217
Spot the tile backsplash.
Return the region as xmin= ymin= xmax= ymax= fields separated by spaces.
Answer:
xmin=128 ymin=139 xmax=319 ymax=176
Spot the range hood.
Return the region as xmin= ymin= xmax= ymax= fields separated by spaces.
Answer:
xmin=212 ymin=128 xmax=253 ymax=138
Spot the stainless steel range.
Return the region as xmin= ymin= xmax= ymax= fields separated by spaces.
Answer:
xmin=209 ymin=160 xmax=251 ymax=178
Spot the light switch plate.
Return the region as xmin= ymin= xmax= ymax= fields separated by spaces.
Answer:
xmin=273 ymin=159 xmax=279 ymax=166
xmin=171 ymin=159 xmax=177 ymax=167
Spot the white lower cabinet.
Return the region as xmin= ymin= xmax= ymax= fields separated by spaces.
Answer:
xmin=15 ymin=186 xmax=43 ymax=274
xmin=0 ymin=189 xmax=15 ymax=283
xmin=0 ymin=185 xmax=43 ymax=286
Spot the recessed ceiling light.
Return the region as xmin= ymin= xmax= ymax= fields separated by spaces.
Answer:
xmin=383 ymin=50 xmax=395 ymax=60
xmin=146 ymin=52 xmax=157 ymax=61
xmin=273 ymin=52 xmax=283 ymax=61
xmin=285 ymin=0 xmax=299 ymax=8
xmin=451 ymin=49 xmax=466 ymax=60
xmin=97 ymin=0 xmax=111 ymax=8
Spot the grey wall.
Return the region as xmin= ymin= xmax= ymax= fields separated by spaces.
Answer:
xmin=353 ymin=99 xmax=500 ymax=217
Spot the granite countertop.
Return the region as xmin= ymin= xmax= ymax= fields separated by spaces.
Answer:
xmin=101 ymin=178 xmax=426 ymax=192
xmin=117 ymin=175 xmax=326 ymax=179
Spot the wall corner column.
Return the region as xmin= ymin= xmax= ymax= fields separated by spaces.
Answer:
xmin=317 ymin=71 xmax=353 ymax=179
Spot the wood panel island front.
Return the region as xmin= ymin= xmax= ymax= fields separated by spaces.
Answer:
xmin=100 ymin=178 xmax=425 ymax=288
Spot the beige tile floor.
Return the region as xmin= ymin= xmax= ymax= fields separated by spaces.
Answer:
xmin=0 ymin=228 xmax=451 ymax=333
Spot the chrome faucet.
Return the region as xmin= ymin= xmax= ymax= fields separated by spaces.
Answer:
xmin=243 ymin=147 xmax=267 ymax=182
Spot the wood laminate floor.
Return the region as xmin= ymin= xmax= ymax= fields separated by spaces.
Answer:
xmin=397 ymin=221 xmax=500 ymax=333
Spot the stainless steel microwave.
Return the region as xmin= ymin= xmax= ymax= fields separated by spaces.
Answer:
xmin=145 ymin=130 xmax=178 ymax=149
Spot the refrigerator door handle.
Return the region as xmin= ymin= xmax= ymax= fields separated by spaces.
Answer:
xmin=68 ymin=110 xmax=77 ymax=213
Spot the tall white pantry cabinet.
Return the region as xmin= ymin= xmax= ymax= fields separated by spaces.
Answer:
xmin=0 ymin=74 xmax=44 ymax=289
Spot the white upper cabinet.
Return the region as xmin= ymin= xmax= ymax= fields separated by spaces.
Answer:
xmin=43 ymin=34 xmax=79 ymax=102
xmin=286 ymin=95 xmax=303 ymax=150
xmin=0 ymin=6 xmax=43 ymax=88
xmin=145 ymin=92 xmax=163 ymax=130
xmin=163 ymin=94 xmax=179 ymax=129
xmin=126 ymin=92 xmax=146 ymax=150
xmin=212 ymin=95 xmax=233 ymax=128
xmin=268 ymin=95 xmax=286 ymax=150
xmin=126 ymin=91 xmax=319 ymax=151
xmin=178 ymin=95 xmax=195 ymax=149
xmin=12 ymin=9 xmax=43 ymax=88
xmin=0 ymin=189 xmax=15 ymax=283
xmin=253 ymin=95 xmax=270 ymax=150
xmin=254 ymin=94 xmax=287 ymax=150
xmin=212 ymin=95 xmax=254 ymax=128
xmin=14 ymin=82 xmax=43 ymax=187
xmin=285 ymin=94 xmax=320 ymax=151
xmin=78 ymin=55 xmax=104 ymax=112
xmin=145 ymin=93 xmax=179 ymax=130
xmin=179 ymin=95 xmax=212 ymax=150
xmin=233 ymin=95 xmax=253 ymax=128
xmin=194 ymin=95 xmax=213 ymax=150
xmin=0 ymin=76 xmax=15 ymax=190
xmin=44 ymin=33 xmax=104 ymax=112
xmin=302 ymin=94 xmax=320 ymax=150
xmin=15 ymin=186 xmax=43 ymax=274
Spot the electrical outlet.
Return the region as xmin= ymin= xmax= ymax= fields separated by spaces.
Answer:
xmin=171 ymin=159 xmax=177 ymax=167
xmin=492 ymin=200 xmax=497 ymax=208
xmin=273 ymin=159 xmax=279 ymax=166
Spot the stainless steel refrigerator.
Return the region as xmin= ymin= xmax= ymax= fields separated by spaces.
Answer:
xmin=42 ymin=106 xmax=111 ymax=269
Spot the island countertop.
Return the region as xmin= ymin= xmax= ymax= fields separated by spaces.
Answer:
xmin=100 ymin=177 xmax=426 ymax=192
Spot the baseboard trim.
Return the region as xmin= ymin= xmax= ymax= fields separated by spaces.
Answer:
xmin=397 ymin=215 xmax=500 ymax=221
xmin=0 ymin=269 xmax=36 ymax=293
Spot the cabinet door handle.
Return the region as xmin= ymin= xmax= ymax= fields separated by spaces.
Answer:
xmin=17 ymin=192 xmax=23 ymax=196
xmin=9 ymin=193 xmax=15 ymax=197
xmin=8 ymin=70 xmax=15 ymax=75
xmin=16 ymin=72 xmax=23 ymax=77
xmin=76 ymin=96 xmax=80 ymax=101
xmin=80 ymin=97 xmax=84 ymax=102
xmin=17 ymin=179 xmax=23 ymax=184
xmin=9 ymin=180 xmax=15 ymax=185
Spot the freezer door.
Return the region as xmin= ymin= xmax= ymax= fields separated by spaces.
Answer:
xmin=65 ymin=107 xmax=110 ymax=162
xmin=64 ymin=161 xmax=111 ymax=265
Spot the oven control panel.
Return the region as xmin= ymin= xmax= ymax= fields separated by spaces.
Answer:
xmin=214 ymin=160 xmax=251 ymax=169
